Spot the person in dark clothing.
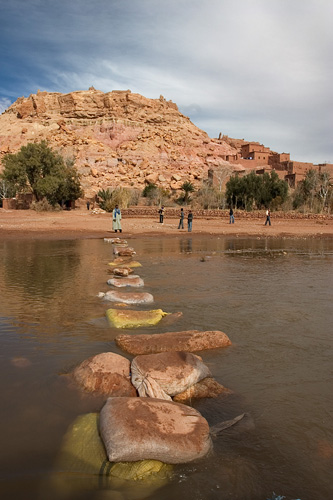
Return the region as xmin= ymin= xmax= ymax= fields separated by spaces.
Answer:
xmin=187 ymin=210 xmax=193 ymax=232
xmin=159 ymin=206 xmax=165 ymax=223
xmin=229 ymin=207 xmax=234 ymax=224
xmin=178 ymin=208 xmax=184 ymax=229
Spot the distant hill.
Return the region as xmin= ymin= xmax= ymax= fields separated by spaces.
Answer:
xmin=0 ymin=88 xmax=238 ymax=198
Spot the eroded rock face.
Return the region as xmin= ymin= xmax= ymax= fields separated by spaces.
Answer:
xmin=72 ymin=352 xmax=136 ymax=397
xmin=115 ymin=329 xmax=232 ymax=355
xmin=0 ymin=89 xmax=238 ymax=197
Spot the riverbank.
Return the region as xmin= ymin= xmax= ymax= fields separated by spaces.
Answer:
xmin=0 ymin=208 xmax=332 ymax=240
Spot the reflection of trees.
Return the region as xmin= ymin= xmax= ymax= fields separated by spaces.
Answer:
xmin=3 ymin=240 xmax=81 ymax=298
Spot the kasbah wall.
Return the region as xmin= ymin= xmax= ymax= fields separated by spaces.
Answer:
xmin=209 ymin=135 xmax=333 ymax=189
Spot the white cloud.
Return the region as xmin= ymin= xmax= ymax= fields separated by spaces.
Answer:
xmin=0 ymin=98 xmax=12 ymax=114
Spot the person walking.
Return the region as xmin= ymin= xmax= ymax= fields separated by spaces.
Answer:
xmin=229 ymin=207 xmax=235 ymax=224
xmin=159 ymin=206 xmax=165 ymax=224
xmin=265 ymin=208 xmax=271 ymax=226
xmin=112 ymin=205 xmax=122 ymax=233
xmin=178 ymin=208 xmax=184 ymax=229
xmin=187 ymin=210 xmax=193 ymax=232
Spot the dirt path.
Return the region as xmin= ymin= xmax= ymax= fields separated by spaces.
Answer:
xmin=0 ymin=208 xmax=332 ymax=240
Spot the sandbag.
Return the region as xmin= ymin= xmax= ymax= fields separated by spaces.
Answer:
xmin=111 ymin=267 xmax=134 ymax=277
xmin=113 ymin=247 xmax=136 ymax=256
xmin=131 ymin=351 xmax=211 ymax=400
xmin=107 ymin=276 xmax=144 ymax=287
xmin=100 ymin=397 xmax=212 ymax=464
xmin=72 ymin=352 xmax=136 ymax=397
xmin=53 ymin=412 xmax=172 ymax=490
xmin=100 ymin=290 xmax=154 ymax=305
xmin=115 ymin=329 xmax=232 ymax=355
xmin=106 ymin=308 xmax=168 ymax=329
xmin=173 ymin=377 xmax=232 ymax=402
xmin=109 ymin=258 xmax=142 ymax=268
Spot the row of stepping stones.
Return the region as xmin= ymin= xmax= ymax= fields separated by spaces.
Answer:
xmin=54 ymin=237 xmax=245 ymax=493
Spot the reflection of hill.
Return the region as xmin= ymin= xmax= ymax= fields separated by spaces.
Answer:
xmin=0 ymin=239 xmax=110 ymax=336
xmin=3 ymin=240 xmax=81 ymax=297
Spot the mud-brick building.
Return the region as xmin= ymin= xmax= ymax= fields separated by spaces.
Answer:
xmin=209 ymin=139 xmax=333 ymax=189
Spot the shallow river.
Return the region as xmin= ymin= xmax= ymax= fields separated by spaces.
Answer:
xmin=0 ymin=236 xmax=332 ymax=500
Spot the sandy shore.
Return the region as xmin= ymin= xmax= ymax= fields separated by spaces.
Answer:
xmin=0 ymin=208 xmax=332 ymax=240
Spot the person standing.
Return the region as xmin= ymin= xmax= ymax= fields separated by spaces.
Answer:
xmin=229 ymin=207 xmax=234 ymax=224
xmin=187 ymin=210 xmax=193 ymax=232
xmin=112 ymin=205 xmax=122 ymax=233
xmin=159 ymin=206 xmax=165 ymax=224
xmin=178 ymin=208 xmax=184 ymax=229
xmin=265 ymin=208 xmax=271 ymax=226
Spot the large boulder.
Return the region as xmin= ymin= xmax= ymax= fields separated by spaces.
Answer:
xmin=72 ymin=352 xmax=136 ymax=397
xmin=99 ymin=290 xmax=154 ymax=305
xmin=100 ymin=397 xmax=213 ymax=464
xmin=107 ymin=276 xmax=144 ymax=287
xmin=106 ymin=308 xmax=168 ymax=328
xmin=115 ymin=330 xmax=232 ymax=355
xmin=131 ymin=351 xmax=211 ymax=399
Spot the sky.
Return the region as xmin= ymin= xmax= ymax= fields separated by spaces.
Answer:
xmin=0 ymin=0 xmax=332 ymax=164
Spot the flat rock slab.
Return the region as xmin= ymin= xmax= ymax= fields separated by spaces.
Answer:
xmin=106 ymin=308 xmax=168 ymax=328
xmin=115 ymin=330 xmax=232 ymax=355
xmin=99 ymin=397 xmax=212 ymax=464
xmin=100 ymin=290 xmax=154 ymax=305
xmin=107 ymin=276 xmax=144 ymax=287
xmin=72 ymin=352 xmax=136 ymax=397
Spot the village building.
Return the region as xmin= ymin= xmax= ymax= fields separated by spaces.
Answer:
xmin=209 ymin=137 xmax=333 ymax=189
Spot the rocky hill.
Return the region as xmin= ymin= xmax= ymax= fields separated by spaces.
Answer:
xmin=0 ymin=88 xmax=238 ymax=198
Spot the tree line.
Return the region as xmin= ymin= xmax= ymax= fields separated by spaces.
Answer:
xmin=0 ymin=141 xmax=331 ymax=213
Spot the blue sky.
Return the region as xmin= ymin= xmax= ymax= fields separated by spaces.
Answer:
xmin=0 ymin=0 xmax=332 ymax=163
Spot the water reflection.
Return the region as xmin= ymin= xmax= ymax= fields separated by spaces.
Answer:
xmin=0 ymin=236 xmax=332 ymax=500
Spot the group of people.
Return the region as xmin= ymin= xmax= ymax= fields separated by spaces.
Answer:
xmin=111 ymin=205 xmax=272 ymax=233
xmin=159 ymin=206 xmax=193 ymax=232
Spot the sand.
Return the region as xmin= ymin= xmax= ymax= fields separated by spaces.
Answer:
xmin=0 ymin=208 xmax=332 ymax=240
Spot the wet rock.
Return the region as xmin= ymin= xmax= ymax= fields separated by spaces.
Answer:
xmin=72 ymin=352 xmax=136 ymax=397
xmin=100 ymin=290 xmax=154 ymax=305
xmin=100 ymin=397 xmax=213 ymax=464
xmin=173 ymin=377 xmax=232 ymax=402
xmin=115 ymin=329 xmax=232 ymax=355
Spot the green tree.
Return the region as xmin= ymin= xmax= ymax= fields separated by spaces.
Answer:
xmin=1 ymin=141 xmax=83 ymax=206
xmin=226 ymin=171 xmax=288 ymax=210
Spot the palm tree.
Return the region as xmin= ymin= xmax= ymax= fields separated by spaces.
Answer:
xmin=181 ymin=181 xmax=195 ymax=204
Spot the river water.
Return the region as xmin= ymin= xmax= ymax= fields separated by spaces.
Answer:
xmin=0 ymin=236 xmax=332 ymax=500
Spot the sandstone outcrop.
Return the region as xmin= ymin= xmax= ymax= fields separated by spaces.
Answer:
xmin=0 ymin=88 xmax=238 ymax=197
